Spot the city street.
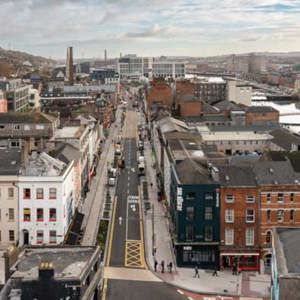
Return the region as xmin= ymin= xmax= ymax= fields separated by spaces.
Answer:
xmin=102 ymin=106 xmax=188 ymax=300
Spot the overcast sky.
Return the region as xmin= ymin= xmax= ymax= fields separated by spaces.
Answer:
xmin=1 ymin=0 xmax=300 ymax=59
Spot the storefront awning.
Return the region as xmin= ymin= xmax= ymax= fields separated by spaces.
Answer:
xmin=221 ymin=253 xmax=259 ymax=256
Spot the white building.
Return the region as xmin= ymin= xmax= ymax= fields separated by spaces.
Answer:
xmin=226 ymin=79 xmax=252 ymax=106
xmin=18 ymin=152 xmax=74 ymax=246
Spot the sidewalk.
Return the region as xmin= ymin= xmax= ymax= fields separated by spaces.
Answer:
xmin=142 ymin=138 xmax=270 ymax=298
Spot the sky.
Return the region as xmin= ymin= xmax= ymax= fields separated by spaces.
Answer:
xmin=1 ymin=0 xmax=300 ymax=59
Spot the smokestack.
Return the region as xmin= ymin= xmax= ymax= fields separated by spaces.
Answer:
xmin=66 ymin=46 xmax=74 ymax=85
xmin=104 ymin=49 xmax=107 ymax=62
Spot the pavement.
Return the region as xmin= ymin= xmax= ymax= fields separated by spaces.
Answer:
xmin=81 ymin=107 xmax=122 ymax=246
xmin=142 ymin=125 xmax=271 ymax=299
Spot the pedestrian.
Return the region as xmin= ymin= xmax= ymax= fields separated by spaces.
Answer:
xmin=161 ymin=260 xmax=165 ymax=273
xmin=194 ymin=265 xmax=200 ymax=278
xmin=154 ymin=259 xmax=158 ymax=272
xmin=168 ymin=262 xmax=173 ymax=273
xmin=150 ymin=182 xmax=153 ymax=188
xmin=212 ymin=266 xmax=218 ymax=277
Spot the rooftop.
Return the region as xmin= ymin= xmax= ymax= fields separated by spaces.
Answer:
xmin=274 ymin=227 xmax=300 ymax=275
xmin=246 ymin=106 xmax=278 ymax=113
xmin=200 ymin=130 xmax=272 ymax=141
xmin=0 ymin=149 xmax=22 ymax=176
xmin=11 ymin=246 xmax=97 ymax=280
xmin=219 ymin=165 xmax=256 ymax=187
xmin=213 ymin=100 xmax=245 ymax=112
xmin=21 ymin=152 xmax=66 ymax=177
xmin=175 ymin=158 xmax=215 ymax=185
xmin=270 ymin=128 xmax=300 ymax=151
xmin=0 ymin=112 xmax=58 ymax=124
xmin=55 ymin=126 xmax=86 ymax=139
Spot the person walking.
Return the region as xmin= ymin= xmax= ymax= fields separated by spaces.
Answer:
xmin=194 ymin=265 xmax=200 ymax=278
xmin=161 ymin=260 xmax=165 ymax=273
xmin=168 ymin=262 xmax=173 ymax=273
xmin=154 ymin=259 xmax=158 ymax=272
xmin=212 ymin=266 xmax=218 ymax=277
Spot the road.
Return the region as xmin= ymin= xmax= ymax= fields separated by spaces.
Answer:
xmin=102 ymin=104 xmax=187 ymax=300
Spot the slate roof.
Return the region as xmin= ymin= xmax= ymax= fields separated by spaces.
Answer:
xmin=274 ymin=227 xmax=300 ymax=274
xmin=0 ymin=149 xmax=22 ymax=175
xmin=219 ymin=165 xmax=257 ymax=187
xmin=253 ymin=160 xmax=300 ymax=185
xmin=270 ymin=128 xmax=300 ymax=151
xmin=52 ymin=142 xmax=80 ymax=164
xmin=175 ymin=158 xmax=215 ymax=185
xmin=213 ymin=100 xmax=245 ymax=112
xmin=0 ymin=112 xmax=58 ymax=124
xmin=246 ymin=106 xmax=278 ymax=113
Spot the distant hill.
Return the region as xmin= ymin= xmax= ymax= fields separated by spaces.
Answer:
xmin=0 ymin=47 xmax=55 ymax=77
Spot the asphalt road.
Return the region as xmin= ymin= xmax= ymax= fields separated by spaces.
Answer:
xmin=104 ymin=104 xmax=186 ymax=300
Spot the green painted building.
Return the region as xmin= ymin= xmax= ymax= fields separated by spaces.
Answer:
xmin=170 ymin=158 xmax=220 ymax=269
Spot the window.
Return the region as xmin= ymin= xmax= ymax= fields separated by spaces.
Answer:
xmin=277 ymin=193 xmax=284 ymax=203
xmin=36 ymin=230 xmax=44 ymax=244
xmin=205 ymin=226 xmax=213 ymax=241
xmin=225 ymin=194 xmax=234 ymax=203
xmin=246 ymin=209 xmax=255 ymax=223
xmin=246 ymin=228 xmax=254 ymax=246
xmin=246 ymin=195 xmax=255 ymax=203
xmin=266 ymin=231 xmax=272 ymax=244
xmin=36 ymin=188 xmax=44 ymax=199
xmin=290 ymin=210 xmax=294 ymax=222
xmin=266 ymin=193 xmax=271 ymax=202
xmin=36 ymin=209 xmax=44 ymax=222
xmin=23 ymin=188 xmax=31 ymax=199
xmin=186 ymin=207 xmax=194 ymax=221
xmin=225 ymin=209 xmax=234 ymax=223
xmin=290 ymin=193 xmax=294 ymax=202
xmin=49 ymin=188 xmax=57 ymax=199
xmin=0 ymin=230 xmax=1 ymax=241
xmin=36 ymin=124 xmax=45 ymax=130
xmin=205 ymin=207 xmax=213 ymax=220
xmin=267 ymin=210 xmax=271 ymax=223
xmin=186 ymin=224 xmax=194 ymax=241
xmin=186 ymin=192 xmax=196 ymax=201
xmin=24 ymin=125 xmax=30 ymax=131
xmin=225 ymin=228 xmax=234 ymax=245
xmin=49 ymin=208 xmax=57 ymax=221
xmin=205 ymin=193 xmax=214 ymax=200
xmin=7 ymin=187 xmax=14 ymax=198
xmin=13 ymin=125 xmax=20 ymax=130
xmin=49 ymin=230 xmax=57 ymax=244
xmin=9 ymin=230 xmax=14 ymax=242
xmin=23 ymin=208 xmax=31 ymax=221
xmin=8 ymin=208 xmax=14 ymax=221
xmin=277 ymin=210 xmax=284 ymax=222
xmin=10 ymin=140 xmax=20 ymax=148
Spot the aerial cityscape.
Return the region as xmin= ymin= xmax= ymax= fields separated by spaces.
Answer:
xmin=0 ymin=1 xmax=300 ymax=300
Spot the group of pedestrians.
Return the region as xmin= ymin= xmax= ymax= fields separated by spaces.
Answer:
xmin=154 ymin=259 xmax=173 ymax=273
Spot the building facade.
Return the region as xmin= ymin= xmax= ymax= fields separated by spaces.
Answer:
xmin=18 ymin=152 xmax=74 ymax=246
xmin=219 ymin=166 xmax=260 ymax=272
xmin=170 ymin=159 xmax=220 ymax=269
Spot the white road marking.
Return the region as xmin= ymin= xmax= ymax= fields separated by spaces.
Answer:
xmin=188 ymin=297 xmax=194 ymax=300
xmin=177 ymin=289 xmax=184 ymax=295
xmin=118 ymin=216 xmax=123 ymax=225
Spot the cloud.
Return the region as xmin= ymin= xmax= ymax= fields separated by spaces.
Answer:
xmin=1 ymin=0 xmax=300 ymax=58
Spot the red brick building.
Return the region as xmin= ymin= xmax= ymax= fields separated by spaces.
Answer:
xmin=253 ymin=160 xmax=300 ymax=270
xmin=146 ymin=80 xmax=173 ymax=109
xmin=219 ymin=166 xmax=260 ymax=272
xmin=245 ymin=106 xmax=279 ymax=126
